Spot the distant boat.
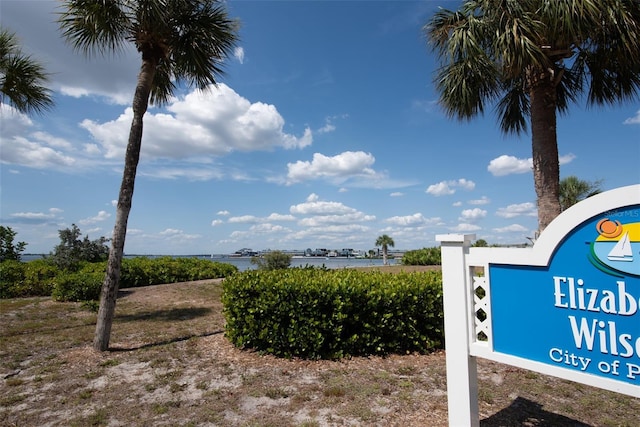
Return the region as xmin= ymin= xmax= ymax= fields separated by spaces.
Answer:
xmin=608 ymin=231 xmax=633 ymax=262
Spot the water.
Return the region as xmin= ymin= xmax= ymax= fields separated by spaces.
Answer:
xmin=210 ymin=256 xmax=398 ymax=272
xmin=20 ymin=254 xmax=398 ymax=272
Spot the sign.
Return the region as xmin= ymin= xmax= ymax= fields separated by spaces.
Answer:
xmin=437 ymin=184 xmax=639 ymax=427
xmin=490 ymin=204 xmax=640 ymax=386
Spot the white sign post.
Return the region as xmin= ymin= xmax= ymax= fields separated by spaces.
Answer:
xmin=438 ymin=233 xmax=478 ymax=426
xmin=437 ymin=184 xmax=640 ymax=427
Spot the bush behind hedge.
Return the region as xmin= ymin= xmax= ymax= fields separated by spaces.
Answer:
xmin=222 ymin=268 xmax=443 ymax=359
xmin=0 ymin=259 xmax=58 ymax=298
xmin=1 ymin=257 xmax=238 ymax=300
xmin=401 ymin=247 xmax=441 ymax=266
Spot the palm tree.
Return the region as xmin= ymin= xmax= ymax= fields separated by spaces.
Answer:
xmin=375 ymin=234 xmax=395 ymax=266
xmin=0 ymin=28 xmax=53 ymax=114
xmin=58 ymin=0 xmax=239 ymax=351
xmin=426 ymin=0 xmax=640 ymax=233
xmin=559 ymin=176 xmax=602 ymax=211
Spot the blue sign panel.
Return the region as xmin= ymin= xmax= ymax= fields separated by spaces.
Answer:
xmin=490 ymin=205 xmax=640 ymax=386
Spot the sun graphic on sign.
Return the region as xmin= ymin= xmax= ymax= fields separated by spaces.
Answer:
xmin=590 ymin=218 xmax=640 ymax=278
xmin=596 ymin=219 xmax=624 ymax=239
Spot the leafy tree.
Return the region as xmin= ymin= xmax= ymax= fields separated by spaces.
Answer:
xmin=50 ymin=224 xmax=110 ymax=270
xmin=559 ymin=176 xmax=602 ymax=211
xmin=375 ymin=234 xmax=395 ymax=266
xmin=472 ymin=239 xmax=488 ymax=248
xmin=0 ymin=28 xmax=53 ymax=114
xmin=58 ymin=0 xmax=239 ymax=351
xmin=251 ymin=251 xmax=292 ymax=271
xmin=0 ymin=226 xmax=27 ymax=262
xmin=426 ymin=0 xmax=640 ymax=233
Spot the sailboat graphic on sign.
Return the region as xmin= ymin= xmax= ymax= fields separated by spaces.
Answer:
xmin=607 ymin=231 xmax=633 ymax=262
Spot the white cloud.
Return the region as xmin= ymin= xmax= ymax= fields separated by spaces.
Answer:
xmin=390 ymin=192 xmax=404 ymax=197
xmin=80 ymin=83 xmax=313 ymax=161
xmin=426 ymin=178 xmax=475 ymax=196
xmin=468 ymin=196 xmax=490 ymax=205
xmin=298 ymin=212 xmax=375 ymax=227
xmin=459 ymin=208 xmax=487 ymax=222
xmin=158 ymin=228 xmax=201 ymax=242
xmin=211 ymin=219 xmax=224 ymax=226
xmin=623 ymin=110 xmax=640 ymax=125
xmin=1 ymin=136 xmax=76 ymax=169
xmin=287 ymin=194 xmax=375 ymax=228
xmin=248 ymin=223 xmax=289 ymax=234
xmin=493 ymin=224 xmax=529 ymax=233
xmin=140 ymin=167 xmax=225 ymax=181
xmin=385 ymin=213 xmax=438 ymax=226
xmin=234 ymin=46 xmax=245 ymax=64
xmin=228 ymin=213 xmax=296 ymax=224
xmin=496 ymin=202 xmax=537 ymax=218
xmin=559 ymin=153 xmax=576 ymax=165
xmin=228 ymin=215 xmax=261 ymax=224
xmin=7 ymin=208 xmax=64 ymax=225
xmin=411 ymin=99 xmax=438 ymax=113
xmin=286 ymin=151 xmax=378 ymax=184
xmin=11 ymin=211 xmax=56 ymax=220
xmin=317 ymin=122 xmax=336 ymax=134
xmin=217 ymin=210 xmax=230 ymax=216
xmin=488 ymin=154 xmax=575 ymax=176
xmin=79 ymin=210 xmax=111 ymax=225
xmin=290 ymin=194 xmax=356 ymax=215
xmin=266 ymin=213 xmax=296 ymax=222
xmin=317 ymin=114 xmax=348 ymax=135
xmin=487 ymin=155 xmax=532 ymax=176
xmin=0 ymin=107 xmax=78 ymax=169
xmin=452 ymin=223 xmax=481 ymax=232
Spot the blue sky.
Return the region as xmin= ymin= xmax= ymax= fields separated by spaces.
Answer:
xmin=1 ymin=0 xmax=639 ymax=255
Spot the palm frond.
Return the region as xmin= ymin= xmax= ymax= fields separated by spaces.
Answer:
xmin=0 ymin=28 xmax=53 ymax=114
xmin=149 ymin=64 xmax=176 ymax=106
xmin=495 ymin=77 xmax=529 ymax=134
xmin=167 ymin=0 xmax=239 ymax=90
xmin=58 ymin=0 xmax=130 ymax=56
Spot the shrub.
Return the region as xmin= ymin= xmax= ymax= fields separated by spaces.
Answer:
xmin=222 ymin=269 xmax=443 ymax=359
xmin=401 ymin=247 xmax=441 ymax=266
xmin=0 ymin=260 xmax=25 ymax=298
xmin=1 ymin=256 xmax=237 ymax=300
xmin=49 ymin=224 xmax=109 ymax=270
xmin=0 ymin=259 xmax=58 ymax=298
xmin=0 ymin=226 xmax=27 ymax=262
xmin=21 ymin=259 xmax=58 ymax=296
xmin=119 ymin=257 xmax=237 ymax=288
xmin=250 ymin=251 xmax=292 ymax=270
xmin=52 ymin=270 xmax=104 ymax=302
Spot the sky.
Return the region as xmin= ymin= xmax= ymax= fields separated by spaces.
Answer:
xmin=1 ymin=0 xmax=639 ymax=255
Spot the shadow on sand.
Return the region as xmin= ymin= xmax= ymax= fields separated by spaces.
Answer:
xmin=481 ymin=396 xmax=592 ymax=426
xmin=115 ymin=306 xmax=212 ymax=322
xmin=108 ymin=329 xmax=224 ymax=352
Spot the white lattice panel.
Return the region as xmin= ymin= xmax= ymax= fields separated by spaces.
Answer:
xmin=472 ymin=273 xmax=490 ymax=343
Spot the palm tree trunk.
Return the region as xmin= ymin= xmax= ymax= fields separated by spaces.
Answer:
xmin=530 ymin=77 xmax=561 ymax=235
xmin=94 ymin=57 xmax=156 ymax=351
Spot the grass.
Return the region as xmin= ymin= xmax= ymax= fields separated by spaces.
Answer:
xmin=1 ymin=277 xmax=639 ymax=426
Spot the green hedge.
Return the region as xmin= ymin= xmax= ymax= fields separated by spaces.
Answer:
xmin=52 ymin=270 xmax=104 ymax=302
xmin=1 ymin=257 xmax=238 ymax=300
xmin=0 ymin=259 xmax=58 ymax=298
xmin=118 ymin=257 xmax=238 ymax=288
xmin=222 ymin=268 xmax=443 ymax=359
